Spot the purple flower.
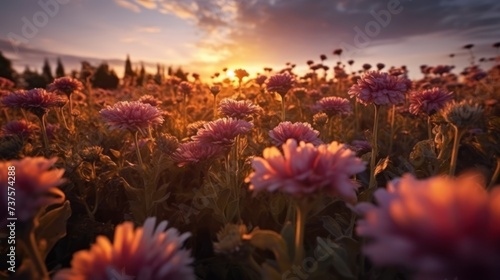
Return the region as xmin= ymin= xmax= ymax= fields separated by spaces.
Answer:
xmin=269 ymin=122 xmax=322 ymax=146
xmin=348 ymin=71 xmax=411 ymax=106
xmin=409 ymin=87 xmax=453 ymax=116
xmin=266 ymin=72 xmax=295 ymax=96
xmin=192 ymin=118 xmax=253 ymax=147
xmin=99 ymin=101 xmax=164 ymax=134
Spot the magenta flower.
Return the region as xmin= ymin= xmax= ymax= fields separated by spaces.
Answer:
xmin=356 ymin=173 xmax=500 ymax=280
xmin=315 ymin=97 xmax=352 ymax=117
xmin=2 ymin=88 xmax=66 ymax=118
xmin=99 ymin=101 xmax=164 ymax=134
xmin=348 ymin=71 xmax=411 ymax=106
xmin=0 ymin=77 xmax=15 ymax=89
xmin=409 ymin=87 xmax=453 ymax=116
xmin=246 ymin=139 xmax=366 ymax=202
xmin=54 ymin=217 xmax=195 ymax=280
xmin=266 ymin=72 xmax=295 ymax=96
xmin=48 ymin=77 xmax=84 ymax=97
xmin=171 ymin=141 xmax=226 ymax=167
xmin=1 ymin=157 xmax=65 ymax=226
xmin=255 ymin=75 xmax=267 ymax=87
xmin=178 ymin=81 xmax=193 ymax=96
xmin=1 ymin=120 xmax=39 ymax=139
xmin=269 ymin=121 xmax=322 ymax=146
xmin=138 ymin=95 xmax=162 ymax=107
xmin=218 ymin=98 xmax=262 ymax=119
xmin=192 ymin=118 xmax=253 ymax=147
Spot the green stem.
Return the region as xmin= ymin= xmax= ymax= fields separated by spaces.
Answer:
xmin=213 ymin=94 xmax=217 ymax=119
xmin=368 ymin=105 xmax=380 ymax=189
xmin=388 ymin=105 xmax=396 ymax=154
xmin=22 ymin=229 xmax=49 ymax=280
xmin=293 ymin=201 xmax=309 ymax=265
xmin=280 ymin=94 xmax=286 ymax=121
xmin=39 ymin=115 xmax=49 ymax=151
xmin=488 ymin=157 xmax=500 ymax=190
xmin=449 ymin=125 xmax=463 ymax=176
xmin=133 ymin=131 xmax=145 ymax=170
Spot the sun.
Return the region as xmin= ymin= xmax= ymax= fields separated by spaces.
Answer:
xmin=226 ymin=69 xmax=235 ymax=79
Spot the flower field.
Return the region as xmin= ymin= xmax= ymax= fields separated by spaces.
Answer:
xmin=1 ymin=48 xmax=500 ymax=280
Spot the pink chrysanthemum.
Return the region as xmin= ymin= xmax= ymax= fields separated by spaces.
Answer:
xmin=192 ymin=118 xmax=253 ymax=146
xmin=218 ymin=98 xmax=262 ymax=119
xmin=48 ymin=77 xmax=84 ymax=97
xmin=171 ymin=141 xmax=226 ymax=167
xmin=54 ymin=217 xmax=195 ymax=280
xmin=178 ymin=81 xmax=193 ymax=96
xmin=315 ymin=97 xmax=352 ymax=117
xmin=0 ymin=77 xmax=15 ymax=89
xmin=1 ymin=120 xmax=39 ymax=139
xmin=269 ymin=121 xmax=322 ymax=146
xmin=99 ymin=101 xmax=164 ymax=133
xmin=409 ymin=87 xmax=454 ymax=116
xmin=266 ymin=72 xmax=295 ymax=96
xmin=138 ymin=94 xmax=162 ymax=107
xmin=255 ymin=75 xmax=267 ymax=86
xmin=356 ymin=173 xmax=500 ymax=280
xmin=2 ymin=88 xmax=66 ymax=118
xmin=348 ymin=71 xmax=411 ymax=106
xmin=246 ymin=139 xmax=366 ymax=202
xmin=1 ymin=157 xmax=65 ymax=226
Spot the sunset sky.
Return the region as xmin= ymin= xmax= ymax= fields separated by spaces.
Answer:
xmin=0 ymin=0 xmax=499 ymax=80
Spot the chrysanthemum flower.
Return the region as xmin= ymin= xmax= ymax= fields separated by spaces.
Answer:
xmin=54 ymin=217 xmax=195 ymax=280
xmin=315 ymin=97 xmax=352 ymax=117
xmin=234 ymin=69 xmax=249 ymax=82
xmin=0 ymin=157 xmax=65 ymax=226
xmin=0 ymin=77 xmax=15 ymax=89
xmin=356 ymin=173 xmax=500 ymax=280
xmin=138 ymin=95 xmax=162 ymax=107
xmin=156 ymin=133 xmax=179 ymax=155
xmin=348 ymin=71 xmax=411 ymax=106
xmin=313 ymin=113 xmax=328 ymax=127
xmin=441 ymin=100 xmax=483 ymax=129
xmin=246 ymin=139 xmax=365 ymax=202
xmin=2 ymin=88 xmax=66 ymax=118
xmin=255 ymin=75 xmax=267 ymax=87
xmin=1 ymin=120 xmax=38 ymax=139
xmin=218 ymin=98 xmax=261 ymax=119
xmin=292 ymin=87 xmax=307 ymax=100
xmin=48 ymin=77 xmax=84 ymax=97
xmin=269 ymin=122 xmax=322 ymax=146
xmin=186 ymin=121 xmax=207 ymax=137
xmin=266 ymin=72 xmax=295 ymax=96
xmin=178 ymin=81 xmax=193 ymax=96
xmin=409 ymin=87 xmax=453 ymax=116
xmin=192 ymin=118 xmax=253 ymax=147
xmin=171 ymin=141 xmax=226 ymax=167
xmin=213 ymin=224 xmax=249 ymax=255
xmin=99 ymin=101 xmax=164 ymax=134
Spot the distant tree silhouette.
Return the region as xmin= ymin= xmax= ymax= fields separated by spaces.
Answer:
xmin=55 ymin=58 xmax=65 ymax=78
xmin=79 ymin=61 xmax=95 ymax=82
xmin=154 ymin=64 xmax=162 ymax=85
xmin=174 ymin=66 xmax=188 ymax=81
xmin=42 ymin=58 xmax=54 ymax=83
xmin=168 ymin=66 xmax=173 ymax=76
xmin=124 ymin=55 xmax=135 ymax=78
xmin=0 ymin=51 xmax=16 ymax=84
xmin=137 ymin=63 xmax=146 ymax=86
xmin=93 ymin=63 xmax=119 ymax=89
xmin=22 ymin=66 xmax=47 ymax=89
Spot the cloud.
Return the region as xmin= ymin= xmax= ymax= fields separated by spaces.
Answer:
xmin=136 ymin=26 xmax=161 ymax=33
xmin=135 ymin=0 xmax=157 ymax=9
xmin=114 ymin=0 xmax=141 ymax=13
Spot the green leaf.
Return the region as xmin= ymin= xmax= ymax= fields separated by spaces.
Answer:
xmin=261 ymin=262 xmax=281 ymax=280
xmin=280 ymin=222 xmax=295 ymax=261
xmin=320 ymin=216 xmax=343 ymax=238
xmin=35 ymin=201 xmax=72 ymax=259
xmin=243 ymin=228 xmax=291 ymax=272
xmin=374 ymin=156 xmax=390 ymax=176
